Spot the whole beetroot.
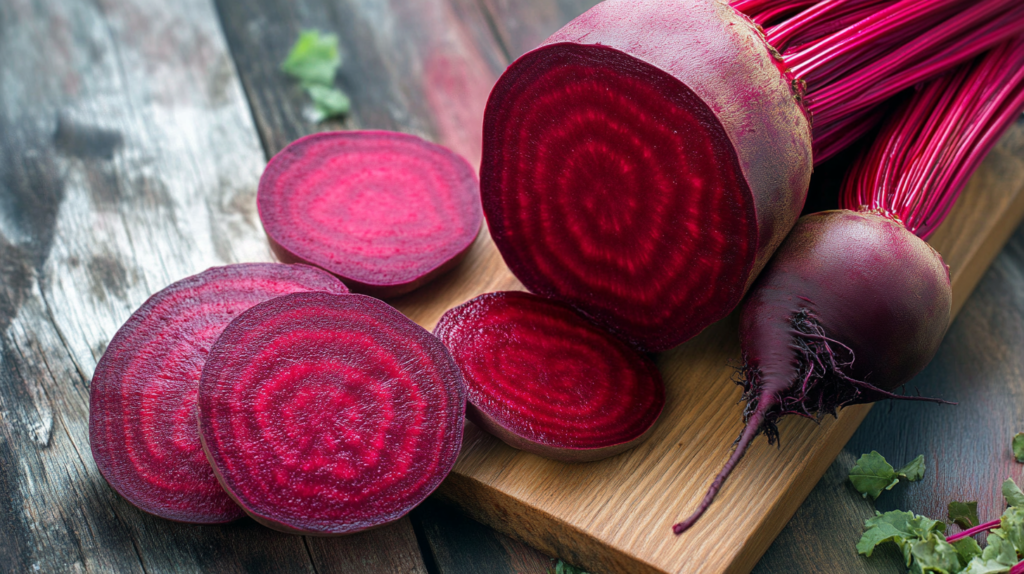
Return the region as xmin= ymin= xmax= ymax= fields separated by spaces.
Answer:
xmin=674 ymin=40 xmax=1024 ymax=534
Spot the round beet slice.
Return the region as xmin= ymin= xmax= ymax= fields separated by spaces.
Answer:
xmin=481 ymin=0 xmax=812 ymax=351
xmin=435 ymin=292 xmax=664 ymax=462
xmin=197 ymin=292 xmax=466 ymax=535
xmin=89 ymin=263 xmax=348 ymax=523
xmin=258 ymin=131 xmax=483 ymax=298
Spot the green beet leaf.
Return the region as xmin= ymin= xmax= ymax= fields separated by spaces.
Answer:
xmin=1013 ymin=433 xmax=1024 ymax=463
xmin=850 ymin=451 xmax=926 ymax=500
xmin=949 ymin=501 xmax=980 ymax=529
xmin=1003 ymin=478 xmax=1024 ymax=509
xmin=306 ymin=84 xmax=351 ymax=121
xmin=858 ymin=509 xmax=946 ymax=564
xmin=953 ymin=536 xmax=984 ymax=566
xmin=908 ymin=534 xmax=963 ymax=574
xmin=281 ymin=30 xmax=341 ymax=87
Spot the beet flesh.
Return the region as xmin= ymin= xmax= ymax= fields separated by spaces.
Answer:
xmin=258 ymin=131 xmax=483 ymax=298
xmin=481 ymin=0 xmax=812 ymax=351
xmin=89 ymin=263 xmax=348 ymax=524
xmin=674 ymin=210 xmax=951 ymax=533
xmin=435 ymin=292 xmax=664 ymax=462
xmin=197 ymin=292 xmax=466 ymax=535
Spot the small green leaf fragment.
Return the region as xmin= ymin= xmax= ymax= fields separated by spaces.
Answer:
xmin=1013 ymin=433 xmax=1024 ymax=463
xmin=851 ymin=451 xmax=899 ymax=499
xmin=306 ymin=84 xmax=351 ymax=120
xmin=857 ymin=510 xmax=946 ymax=561
xmin=960 ymin=560 xmax=1012 ymax=574
xmin=1002 ymin=478 xmax=1024 ymax=508
xmin=952 ymin=536 xmax=983 ymax=563
xmin=551 ymin=560 xmax=589 ymax=574
xmin=909 ymin=534 xmax=962 ymax=573
xmin=948 ymin=501 xmax=980 ymax=529
xmin=281 ymin=30 xmax=341 ymax=87
xmin=898 ymin=455 xmax=926 ymax=482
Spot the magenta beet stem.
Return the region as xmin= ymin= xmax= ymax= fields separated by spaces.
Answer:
xmin=673 ymin=402 xmax=775 ymax=535
xmin=1010 ymin=560 xmax=1024 ymax=574
xmin=945 ymin=518 xmax=1001 ymax=542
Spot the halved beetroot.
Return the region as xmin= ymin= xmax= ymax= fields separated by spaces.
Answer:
xmin=258 ymin=131 xmax=483 ymax=298
xmin=434 ymin=291 xmax=665 ymax=462
xmin=89 ymin=263 xmax=347 ymax=523
xmin=481 ymin=0 xmax=812 ymax=351
xmin=197 ymin=292 xmax=466 ymax=535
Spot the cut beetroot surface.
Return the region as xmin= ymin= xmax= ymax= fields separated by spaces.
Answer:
xmin=89 ymin=263 xmax=348 ymax=524
xmin=435 ymin=291 xmax=665 ymax=462
xmin=258 ymin=130 xmax=483 ymax=298
xmin=197 ymin=292 xmax=466 ymax=535
xmin=481 ymin=0 xmax=813 ymax=351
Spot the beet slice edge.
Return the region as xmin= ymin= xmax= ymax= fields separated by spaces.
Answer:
xmin=258 ymin=130 xmax=483 ymax=298
xmin=89 ymin=263 xmax=348 ymax=524
xmin=197 ymin=292 xmax=466 ymax=535
xmin=435 ymin=291 xmax=665 ymax=463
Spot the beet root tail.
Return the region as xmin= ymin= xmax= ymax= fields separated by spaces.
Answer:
xmin=672 ymin=405 xmax=772 ymax=535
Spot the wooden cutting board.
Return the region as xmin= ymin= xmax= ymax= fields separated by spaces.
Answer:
xmin=386 ymin=115 xmax=1024 ymax=573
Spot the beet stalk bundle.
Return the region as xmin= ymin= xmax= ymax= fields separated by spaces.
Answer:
xmin=674 ymin=36 xmax=1024 ymax=535
xmin=481 ymin=0 xmax=1023 ymax=352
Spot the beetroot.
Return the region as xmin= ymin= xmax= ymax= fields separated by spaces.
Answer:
xmin=482 ymin=0 xmax=811 ymax=351
xmin=435 ymin=292 xmax=664 ymax=462
xmin=89 ymin=263 xmax=347 ymax=523
xmin=258 ymin=130 xmax=482 ymax=298
xmin=674 ymin=40 xmax=1024 ymax=534
xmin=197 ymin=292 xmax=465 ymax=535
xmin=481 ymin=0 xmax=1022 ymax=351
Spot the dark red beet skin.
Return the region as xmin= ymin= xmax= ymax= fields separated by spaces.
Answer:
xmin=435 ymin=292 xmax=664 ymax=462
xmin=259 ymin=131 xmax=483 ymax=298
xmin=481 ymin=0 xmax=812 ymax=351
xmin=89 ymin=263 xmax=348 ymax=524
xmin=674 ymin=210 xmax=951 ymax=533
xmin=197 ymin=292 xmax=466 ymax=535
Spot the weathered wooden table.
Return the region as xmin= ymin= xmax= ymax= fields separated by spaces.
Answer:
xmin=1 ymin=0 xmax=1022 ymax=572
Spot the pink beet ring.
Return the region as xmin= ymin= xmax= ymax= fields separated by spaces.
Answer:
xmin=258 ymin=130 xmax=483 ymax=298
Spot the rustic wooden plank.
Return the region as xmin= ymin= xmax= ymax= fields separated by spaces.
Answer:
xmin=412 ymin=498 xmax=553 ymax=574
xmin=0 ymin=0 xmax=427 ymax=571
xmin=477 ymin=0 xmax=598 ymax=60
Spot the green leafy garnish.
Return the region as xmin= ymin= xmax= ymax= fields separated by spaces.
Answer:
xmin=281 ymin=30 xmax=350 ymax=121
xmin=306 ymin=84 xmax=351 ymax=119
xmin=858 ymin=479 xmax=1024 ymax=574
xmin=850 ymin=451 xmax=926 ymax=500
xmin=949 ymin=501 xmax=981 ymax=529
xmin=910 ymin=533 xmax=963 ymax=573
xmin=550 ymin=560 xmax=589 ymax=574
xmin=952 ymin=537 xmax=983 ymax=563
xmin=1003 ymin=478 xmax=1024 ymax=508
xmin=858 ymin=510 xmax=946 ymax=562
xmin=1014 ymin=433 xmax=1024 ymax=464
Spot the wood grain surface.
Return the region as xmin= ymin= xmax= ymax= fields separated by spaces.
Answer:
xmin=4 ymin=0 xmax=1023 ymax=572
xmin=0 ymin=0 xmax=426 ymax=571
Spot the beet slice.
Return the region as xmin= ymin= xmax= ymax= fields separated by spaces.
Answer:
xmin=197 ymin=292 xmax=466 ymax=535
xmin=258 ymin=130 xmax=483 ymax=298
xmin=89 ymin=263 xmax=348 ymax=524
xmin=480 ymin=0 xmax=812 ymax=351
xmin=435 ymin=291 xmax=665 ymax=462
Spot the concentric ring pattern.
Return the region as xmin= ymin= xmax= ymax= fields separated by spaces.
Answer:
xmin=481 ymin=45 xmax=757 ymax=351
xmin=258 ymin=131 xmax=483 ymax=296
xmin=435 ymin=292 xmax=664 ymax=457
xmin=197 ymin=292 xmax=466 ymax=535
xmin=89 ymin=263 xmax=347 ymax=523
